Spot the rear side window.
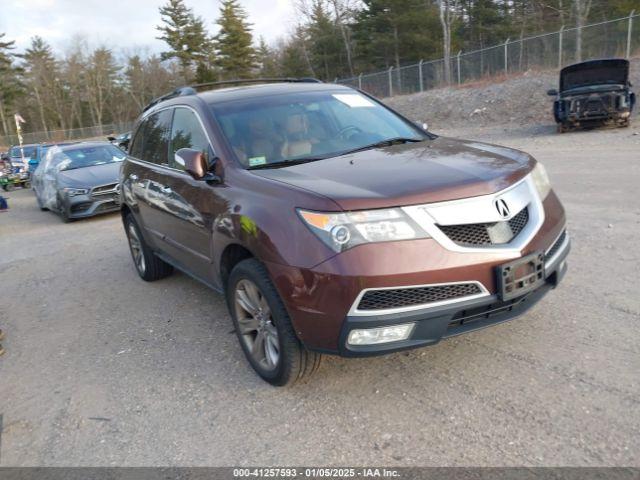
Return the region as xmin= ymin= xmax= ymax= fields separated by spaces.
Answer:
xmin=133 ymin=110 xmax=173 ymax=165
xmin=144 ymin=110 xmax=173 ymax=166
xmin=169 ymin=107 xmax=211 ymax=170
xmin=129 ymin=124 xmax=145 ymax=158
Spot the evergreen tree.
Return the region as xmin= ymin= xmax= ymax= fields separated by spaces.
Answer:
xmin=305 ymin=1 xmax=345 ymax=80
xmin=21 ymin=37 xmax=63 ymax=133
xmin=463 ymin=0 xmax=512 ymax=50
xmin=156 ymin=0 xmax=212 ymax=82
xmin=353 ymin=0 xmax=442 ymax=71
xmin=256 ymin=37 xmax=279 ymax=77
xmin=0 ymin=33 xmax=23 ymax=137
xmin=214 ymin=0 xmax=256 ymax=79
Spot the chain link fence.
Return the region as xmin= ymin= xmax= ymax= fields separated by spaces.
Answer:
xmin=0 ymin=122 xmax=135 ymax=150
xmin=339 ymin=12 xmax=639 ymax=98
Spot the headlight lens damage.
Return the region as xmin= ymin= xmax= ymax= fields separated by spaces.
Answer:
xmin=298 ymin=207 xmax=430 ymax=253
xmin=531 ymin=162 xmax=551 ymax=200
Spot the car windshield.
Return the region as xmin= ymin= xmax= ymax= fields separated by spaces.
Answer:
xmin=210 ymin=90 xmax=427 ymax=168
xmin=57 ymin=145 xmax=125 ymax=171
xmin=9 ymin=146 xmax=37 ymax=158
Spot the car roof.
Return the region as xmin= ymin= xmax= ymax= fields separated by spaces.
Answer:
xmin=198 ymin=81 xmax=354 ymax=104
xmin=146 ymin=81 xmax=356 ymax=115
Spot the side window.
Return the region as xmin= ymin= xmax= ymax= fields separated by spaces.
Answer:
xmin=169 ymin=107 xmax=211 ymax=170
xmin=141 ymin=109 xmax=173 ymax=166
xmin=129 ymin=123 xmax=145 ymax=159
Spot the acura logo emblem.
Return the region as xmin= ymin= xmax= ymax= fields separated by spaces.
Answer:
xmin=494 ymin=198 xmax=510 ymax=218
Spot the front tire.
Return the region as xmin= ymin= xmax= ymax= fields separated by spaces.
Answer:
xmin=227 ymin=258 xmax=322 ymax=386
xmin=124 ymin=213 xmax=173 ymax=281
xmin=36 ymin=194 xmax=48 ymax=211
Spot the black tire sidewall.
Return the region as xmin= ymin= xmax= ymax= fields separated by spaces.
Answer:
xmin=227 ymin=260 xmax=297 ymax=385
xmin=56 ymin=194 xmax=71 ymax=222
xmin=124 ymin=214 xmax=150 ymax=280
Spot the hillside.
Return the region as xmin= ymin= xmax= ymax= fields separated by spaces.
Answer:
xmin=386 ymin=60 xmax=640 ymax=132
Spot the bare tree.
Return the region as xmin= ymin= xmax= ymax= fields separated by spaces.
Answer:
xmin=436 ymin=0 xmax=460 ymax=86
xmin=573 ymin=0 xmax=592 ymax=62
xmin=83 ymin=47 xmax=119 ymax=134
xmin=328 ymin=0 xmax=359 ymax=77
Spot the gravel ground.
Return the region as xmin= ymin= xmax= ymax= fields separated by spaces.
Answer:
xmin=0 ymin=123 xmax=639 ymax=467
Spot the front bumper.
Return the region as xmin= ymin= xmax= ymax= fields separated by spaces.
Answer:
xmin=64 ymin=193 xmax=121 ymax=218
xmin=338 ymin=237 xmax=569 ymax=357
xmin=267 ymin=191 xmax=569 ymax=355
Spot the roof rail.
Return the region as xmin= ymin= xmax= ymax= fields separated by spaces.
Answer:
xmin=142 ymin=77 xmax=323 ymax=112
xmin=142 ymin=86 xmax=198 ymax=112
xmin=190 ymin=77 xmax=322 ymax=91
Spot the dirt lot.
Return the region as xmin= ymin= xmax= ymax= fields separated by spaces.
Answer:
xmin=0 ymin=123 xmax=639 ymax=466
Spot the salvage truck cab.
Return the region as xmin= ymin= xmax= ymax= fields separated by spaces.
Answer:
xmin=548 ymin=58 xmax=635 ymax=132
xmin=121 ymin=79 xmax=570 ymax=386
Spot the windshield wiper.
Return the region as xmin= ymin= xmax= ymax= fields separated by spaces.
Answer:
xmin=338 ymin=137 xmax=424 ymax=156
xmin=247 ymin=157 xmax=326 ymax=170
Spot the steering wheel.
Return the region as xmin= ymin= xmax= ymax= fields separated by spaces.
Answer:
xmin=337 ymin=125 xmax=363 ymax=140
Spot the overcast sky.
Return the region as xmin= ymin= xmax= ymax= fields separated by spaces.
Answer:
xmin=0 ymin=0 xmax=298 ymax=56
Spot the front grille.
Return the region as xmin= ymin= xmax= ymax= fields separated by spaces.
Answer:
xmin=357 ymin=283 xmax=483 ymax=311
xmin=546 ymin=230 xmax=567 ymax=260
xmin=439 ymin=207 xmax=529 ymax=247
xmin=92 ymin=183 xmax=118 ymax=196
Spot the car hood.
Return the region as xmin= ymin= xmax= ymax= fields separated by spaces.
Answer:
xmin=251 ymin=137 xmax=535 ymax=210
xmin=57 ymin=162 xmax=121 ymax=188
xmin=560 ymin=58 xmax=629 ymax=92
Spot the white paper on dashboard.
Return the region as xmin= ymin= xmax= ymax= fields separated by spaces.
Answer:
xmin=332 ymin=94 xmax=376 ymax=108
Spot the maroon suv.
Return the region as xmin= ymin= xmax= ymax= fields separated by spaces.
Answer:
xmin=121 ymin=79 xmax=570 ymax=386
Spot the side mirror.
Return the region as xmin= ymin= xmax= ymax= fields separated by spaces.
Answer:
xmin=107 ymin=136 xmax=116 ymax=142
xmin=175 ymin=148 xmax=220 ymax=183
xmin=414 ymin=121 xmax=429 ymax=131
xmin=547 ymin=89 xmax=558 ymax=97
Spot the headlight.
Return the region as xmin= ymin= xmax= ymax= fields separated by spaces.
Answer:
xmin=298 ymin=207 xmax=430 ymax=253
xmin=531 ymin=162 xmax=551 ymax=200
xmin=63 ymin=187 xmax=89 ymax=197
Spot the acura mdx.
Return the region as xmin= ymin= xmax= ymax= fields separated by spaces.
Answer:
xmin=120 ymin=79 xmax=570 ymax=386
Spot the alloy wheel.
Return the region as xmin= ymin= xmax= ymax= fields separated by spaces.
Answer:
xmin=127 ymin=223 xmax=146 ymax=274
xmin=234 ymin=279 xmax=280 ymax=371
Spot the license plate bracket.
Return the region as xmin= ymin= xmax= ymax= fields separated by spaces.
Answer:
xmin=496 ymin=251 xmax=545 ymax=301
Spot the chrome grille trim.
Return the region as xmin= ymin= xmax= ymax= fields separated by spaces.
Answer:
xmin=402 ymin=174 xmax=545 ymax=254
xmin=348 ymin=281 xmax=490 ymax=317
xmin=91 ymin=183 xmax=119 ymax=197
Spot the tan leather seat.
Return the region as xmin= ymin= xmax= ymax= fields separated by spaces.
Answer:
xmin=245 ymin=117 xmax=280 ymax=161
xmin=281 ymin=114 xmax=313 ymax=158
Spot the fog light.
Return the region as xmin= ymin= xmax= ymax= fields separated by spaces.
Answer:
xmin=348 ymin=323 xmax=415 ymax=346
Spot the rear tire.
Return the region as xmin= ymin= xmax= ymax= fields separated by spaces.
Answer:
xmin=227 ymin=258 xmax=322 ymax=386
xmin=124 ymin=213 xmax=173 ymax=281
